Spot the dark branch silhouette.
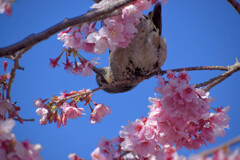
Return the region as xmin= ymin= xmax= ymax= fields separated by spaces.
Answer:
xmin=227 ymin=0 xmax=240 ymax=14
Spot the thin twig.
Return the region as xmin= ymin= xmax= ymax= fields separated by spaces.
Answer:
xmin=195 ymin=76 xmax=221 ymax=88
xmin=6 ymin=47 xmax=32 ymax=101
xmin=203 ymin=58 xmax=240 ymax=92
xmin=161 ymin=65 xmax=229 ymax=74
xmin=0 ymin=0 xmax=136 ymax=58
xmin=13 ymin=118 xmax=35 ymax=122
xmin=227 ymin=0 xmax=240 ymax=14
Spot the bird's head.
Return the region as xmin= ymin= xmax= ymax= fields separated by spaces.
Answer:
xmin=92 ymin=66 xmax=137 ymax=93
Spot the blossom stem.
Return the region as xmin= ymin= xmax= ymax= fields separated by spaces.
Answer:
xmin=0 ymin=0 xmax=137 ymax=58
xmin=88 ymin=103 xmax=94 ymax=112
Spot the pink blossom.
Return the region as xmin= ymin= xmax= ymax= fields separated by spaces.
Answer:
xmin=122 ymin=4 xmax=143 ymax=23
xmin=82 ymin=41 xmax=95 ymax=53
xmin=91 ymin=0 xmax=115 ymax=9
xmin=59 ymin=0 xmax=155 ymax=54
xmin=133 ymin=0 xmax=152 ymax=12
xmin=13 ymin=141 xmax=42 ymax=160
xmin=97 ymin=20 xmax=125 ymax=51
xmin=98 ymin=136 xmax=116 ymax=159
xmin=155 ymin=71 xmax=212 ymax=123
xmin=146 ymin=72 xmax=230 ymax=150
xmin=36 ymin=108 xmax=48 ymax=125
xmin=68 ymin=153 xmax=82 ymax=160
xmin=33 ymin=99 xmax=45 ymax=108
xmin=57 ymin=114 xmax=62 ymax=128
xmin=86 ymin=32 xmax=108 ymax=55
xmin=49 ymin=52 xmax=64 ymax=69
xmin=71 ymin=57 xmax=100 ymax=76
xmin=3 ymin=61 xmax=7 ymax=73
xmin=119 ymin=119 xmax=158 ymax=157
xmin=0 ymin=118 xmax=15 ymax=141
xmin=229 ymin=149 xmax=240 ymax=160
xmin=81 ymin=57 xmax=100 ymax=77
xmin=0 ymin=119 xmax=43 ymax=159
xmin=60 ymin=102 xmax=85 ymax=119
xmin=0 ymin=0 xmax=12 ymax=15
xmin=91 ymin=147 xmax=107 ymax=160
xmin=72 ymin=61 xmax=83 ymax=74
xmin=63 ymin=56 xmax=73 ymax=71
xmin=0 ymin=99 xmax=13 ymax=116
xmin=57 ymin=27 xmax=84 ymax=50
xmin=81 ymin=23 xmax=96 ymax=35
xmin=90 ymin=103 xmax=111 ymax=124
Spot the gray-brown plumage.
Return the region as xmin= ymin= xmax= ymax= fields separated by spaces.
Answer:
xmin=93 ymin=3 xmax=167 ymax=93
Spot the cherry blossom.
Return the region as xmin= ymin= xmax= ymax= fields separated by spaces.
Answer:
xmin=36 ymin=108 xmax=48 ymax=125
xmin=92 ymin=71 xmax=230 ymax=159
xmin=58 ymin=0 xmax=156 ymax=55
xmin=91 ymin=147 xmax=107 ymax=160
xmin=60 ymin=102 xmax=85 ymax=119
xmin=49 ymin=52 xmax=63 ymax=68
xmin=90 ymin=103 xmax=111 ymax=124
xmin=0 ymin=99 xmax=13 ymax=117
xmin=68 ymin=153 xmax=82 ymax=160
xmin=0 ymin=119 xmax=43 ymax=160
xmin=0 ymin=0 xmax=13 ymax=15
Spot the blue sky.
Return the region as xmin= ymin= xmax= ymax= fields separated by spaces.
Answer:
xmin=0 ymin=0 xmax=240 ymax=159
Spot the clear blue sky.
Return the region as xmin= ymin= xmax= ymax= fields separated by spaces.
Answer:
xmin=0 ymin=0 xmax=240 ymax=159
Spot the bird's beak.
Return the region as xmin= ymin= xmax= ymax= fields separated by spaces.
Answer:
xmin=91 ymin=66 xmax=102 ymax=75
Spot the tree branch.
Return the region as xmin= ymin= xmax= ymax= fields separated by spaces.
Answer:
xmin=6 ymin=47 xmax=32 ymax=101
xmin=161 ymin=65 xmax=229 ymax=74
xmin=53 ymin=59 xmax=240 ymax=104
xmin=198 ymin=135 xmax=240 ymax=157
xmin=0 ymin=0 xmax=136 ymax=58
xmin=227 ymin=0 xmax=240 ymax=14
xmin=13 ymin=118 xmax=35 ymax=122
xmin=203 ymin=58 xmax=240 ymax=92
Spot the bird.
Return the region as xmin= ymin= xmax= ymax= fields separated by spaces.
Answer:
xmin=92 ymin=2 xmax=167 ymax=93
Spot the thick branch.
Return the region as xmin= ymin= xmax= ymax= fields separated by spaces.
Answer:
xmin=227 ymin=0 xmax=240 ymax=14
xmin=0 ymin=0 xmax=136 ymax=57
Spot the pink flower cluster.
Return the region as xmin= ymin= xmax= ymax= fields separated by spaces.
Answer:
xmin=0 ymin=119 xmax=43 ymax=160
xmin=34 ymin=90 xmax=88 ymax=128
xmin=58 ymin=0 xmax=155 ymax=55
xmin=34 ymin=89 xmax=111 ymax=127
xmin=149 ymin=71 xmax=229 ymax=150
xmin=0 ymin=0 xmax=13 ymax=15
xmin=91 ymin=71 xmax=230 ymax=159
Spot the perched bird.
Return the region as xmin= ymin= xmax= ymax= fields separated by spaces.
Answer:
xmin=93 ymin=3 xmax=167 ymax=93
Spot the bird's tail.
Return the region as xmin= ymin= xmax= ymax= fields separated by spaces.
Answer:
xmin=148 ymin=2 xmax=162 ymax=35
